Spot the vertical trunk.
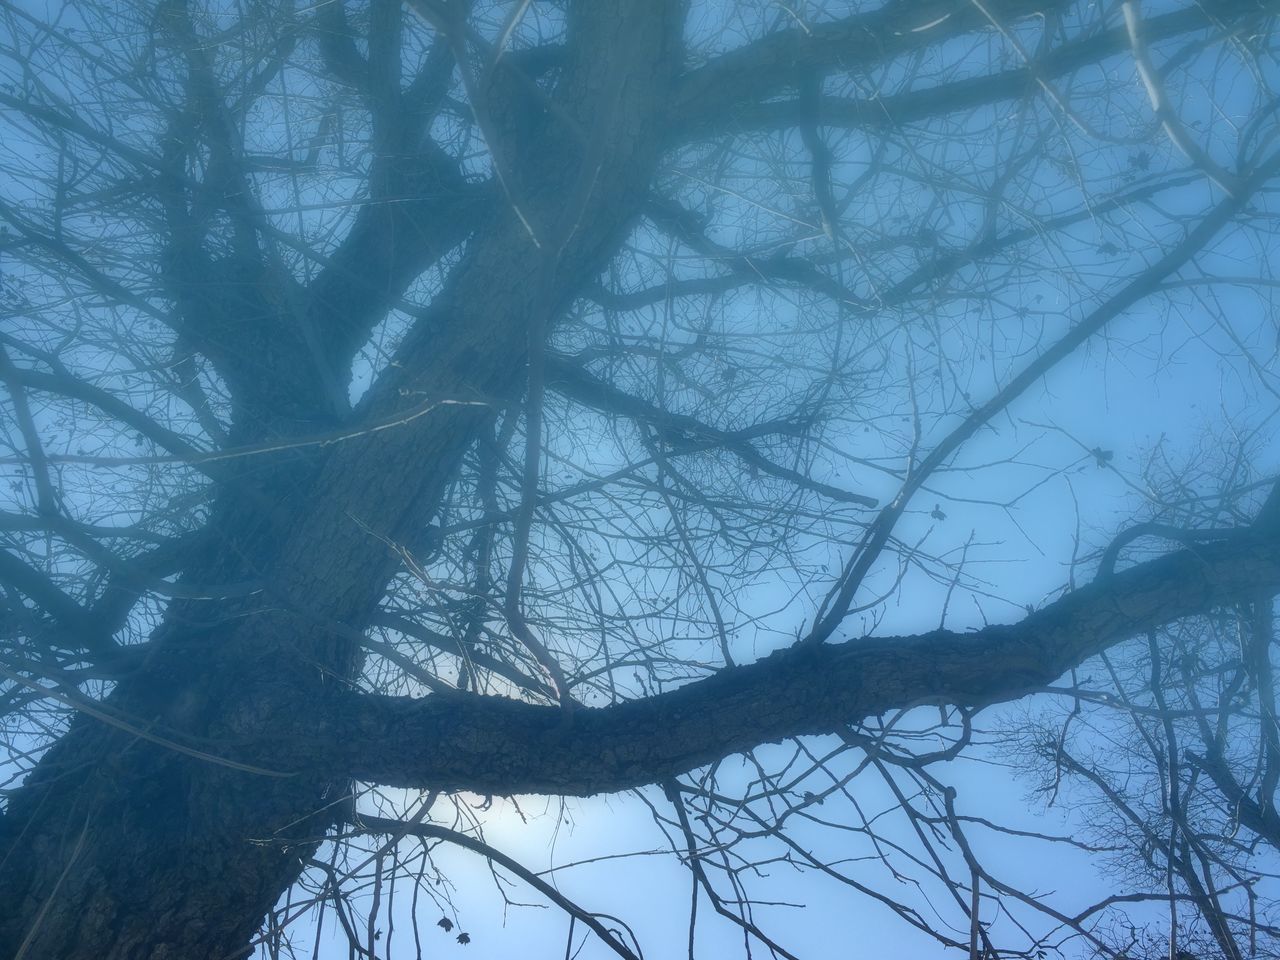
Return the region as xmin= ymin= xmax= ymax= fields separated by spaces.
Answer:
xmin=0 ymin=718 xmax=334 ymax=960
xmin=0 ymin=464 xmax=364 ymax=959
xmin=0 ymin=273 xmax=520 ymax=958
xmin=0 ymin=188 xmax=655 ymax=960
xmin=0 ymin=8 xmax=679 ymax=954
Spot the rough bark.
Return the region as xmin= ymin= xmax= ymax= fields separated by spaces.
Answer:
xmin=0 ymin=6 xmax=683 ymax=957
xmin=284 ymin=524 xmax=1280 ymax=796
xmin=0 ymin=1 xmax=1274 ymax=957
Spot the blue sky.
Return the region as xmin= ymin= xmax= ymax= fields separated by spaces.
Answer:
xmin=2 ymin=1 xmax=1279 ymax=958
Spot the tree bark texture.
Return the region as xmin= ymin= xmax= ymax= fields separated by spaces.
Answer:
xmin=0 ymin=6 xmax=683 ymax=956
xmin=0 ymin=1 xmax=1276 ymax=957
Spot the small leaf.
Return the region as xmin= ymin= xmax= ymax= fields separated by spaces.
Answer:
xmin=930 ymin=504 xmax=946 ymax=521
xmin=437 ymin=917 xmax=454 ymax=933
xmin=457 ymin=932 xmax=471 ymax=945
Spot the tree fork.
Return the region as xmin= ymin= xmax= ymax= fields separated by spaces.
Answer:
xmin=0 ymin=5 xmax=684 ymax=957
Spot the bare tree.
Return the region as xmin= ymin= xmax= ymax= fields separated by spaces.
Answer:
xmin=1015 ymin=453 xmax=1280 ymax=960
xmin=1 ymin=1 xmax=1279 ymax=957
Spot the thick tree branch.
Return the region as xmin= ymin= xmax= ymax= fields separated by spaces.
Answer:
xmin=300 ymin=144 xmax=482 ymax=377
xmin=0 ymin=550 xmax=99 ymax=640
xmin=673 ymin=0 xmax=1062 ymax=135
xmin=672 ymin=0 xmax=1268 ymax=138
xmin=285 ymin=520 xmax=1280 ymax=797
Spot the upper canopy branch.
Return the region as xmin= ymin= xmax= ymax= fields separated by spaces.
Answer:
xmin=671 ymin=0 xmax=1268 ymax=138
xmin=673 ymin=0 xmax=1061 ymax=137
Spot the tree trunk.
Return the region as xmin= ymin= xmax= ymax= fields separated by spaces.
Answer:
xmin=0 ymin=7 xmax=680 ymax=954
xmin=0 ymin=723 xmax=334 ymax=959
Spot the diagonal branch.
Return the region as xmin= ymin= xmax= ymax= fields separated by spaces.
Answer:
xmin=672 ymin=0 xmax=1267 ymax=138
xmin=546 ymin=355 xmax=877 ymax=507
xmin=284 ymin=509 xmax=1280 ymax=797
xmin=674 ymin=0 xmax=1064 ymax=133
xmin=806 ymin=149 xmax=1280 ymax=644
